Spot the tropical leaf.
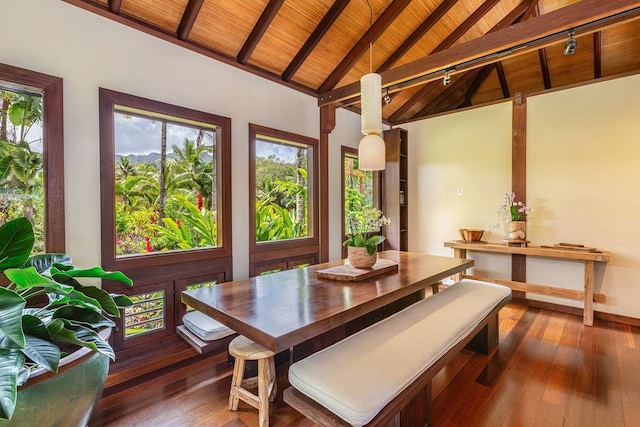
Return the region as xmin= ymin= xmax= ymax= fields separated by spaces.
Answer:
xmin=52 ymin=306 xmax=115 ymax=329
xmin=0 ymin=218 xmax=34 ymax=272
xmin=24 ymin=253 xmax=72 ymax=274
xmin=50 ymin=265 xmax=133 ymax=286
xmin=0 ymin=288 xmax=26 ymax=350
xmin=21 ymin=335 xmax=59 ymax=373
xmin=0 ymin=349 xmax=25 ymax=420
xmin=46 ymin=321 xmax=115 ymax=361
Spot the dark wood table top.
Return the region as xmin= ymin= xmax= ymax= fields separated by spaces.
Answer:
xmin=181 ymin=250 xmax=473 ymax=353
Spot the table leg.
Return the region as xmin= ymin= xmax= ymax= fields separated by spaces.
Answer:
xmin=584 ymin=261 xmax=594 ymax=326
xmin=453 ymin=248 xmax=467 ymax=283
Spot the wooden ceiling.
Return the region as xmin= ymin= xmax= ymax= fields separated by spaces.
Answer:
xmin=65 ymin=0 xmax=640 ymax=125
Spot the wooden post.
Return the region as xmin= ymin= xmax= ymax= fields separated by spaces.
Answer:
xmin=584 ymin=260 xmax=595 ymax=326
xmin=511 ymin=93 xmax=527 ymax=297
xmin=319 ymin=105 xmax=335 ymax=263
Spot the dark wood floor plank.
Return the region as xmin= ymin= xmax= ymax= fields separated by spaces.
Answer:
xmin=90 ymin=302 xmax=640 ymax=427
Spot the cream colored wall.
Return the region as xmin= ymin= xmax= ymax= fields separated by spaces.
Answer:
xmin=408 ymin=73 xmax=640 ymax=319
xmin=527 ymin=74 xmax=640 ymax=318
xmin=407 ymin=102 xmax=513 ymax=280
xmin=1 ymin=0 xmax=361 ymax=278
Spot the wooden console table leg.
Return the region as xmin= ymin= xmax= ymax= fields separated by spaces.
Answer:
xmin=453 ymin=248 xmax=467 ymax=283
xmin=584 ymin=261 xmax=594 ymax=326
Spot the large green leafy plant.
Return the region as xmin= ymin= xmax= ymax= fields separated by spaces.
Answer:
xmin=0 ymin=217 xmax=133 ymax=420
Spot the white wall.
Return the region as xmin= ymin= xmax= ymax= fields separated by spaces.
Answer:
xmin=407 ymin=102 xmax=513 ymax=280
xmin=1 ymin=0 xmax=361 ymax=278
xmin=408 ymin=74 xmax=640 ymax=319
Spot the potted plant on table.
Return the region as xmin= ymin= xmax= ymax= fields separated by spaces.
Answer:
xmin=501 ymin=192 xmax=531 ymax=241
xmin=0 ymin=217 xmax=133 ymax=425
xmin=343 ymin=208 xmax=390 ymax=268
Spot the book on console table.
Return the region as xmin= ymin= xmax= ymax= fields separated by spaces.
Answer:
xmin=316 ymin=258 xmax=398 ymax=281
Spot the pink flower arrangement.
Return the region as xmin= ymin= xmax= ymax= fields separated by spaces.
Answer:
xmin=502 ymin=192 xmax=531 ymax=221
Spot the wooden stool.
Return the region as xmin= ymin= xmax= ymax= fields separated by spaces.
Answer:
xmin=228 ymin=335 xmax=277 ymax=427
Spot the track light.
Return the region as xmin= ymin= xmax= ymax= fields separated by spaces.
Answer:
xmin=564 ymin=29 xmax=578 ymax=55
xmin=383 ymin=88 xmax=391 ymax=105
xmin=443 ymin=69 xmax=451 ymax=86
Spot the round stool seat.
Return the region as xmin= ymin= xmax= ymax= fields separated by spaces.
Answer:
xmin=229 ymin=335 xmax=275 ymax=360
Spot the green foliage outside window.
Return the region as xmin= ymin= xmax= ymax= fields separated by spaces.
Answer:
xmin=0 ymin=89 xmax=45 ymax=252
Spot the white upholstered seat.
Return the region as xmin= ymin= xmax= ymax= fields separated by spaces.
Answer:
xmin=182 ymin=310 xmax=235 ymax=341
xmin=288 ymin=279 xmax=511 ymax=426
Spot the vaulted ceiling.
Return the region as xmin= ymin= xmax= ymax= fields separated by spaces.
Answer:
xmin=65 ymin=0 xmax=640 ymax=125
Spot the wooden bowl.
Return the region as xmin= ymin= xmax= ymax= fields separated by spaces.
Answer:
xmin=459 ymin=229 xmax=484 ymax=242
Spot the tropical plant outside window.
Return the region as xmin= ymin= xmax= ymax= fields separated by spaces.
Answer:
xmin=0 ymin=88 xmax=45 ymax=252
xmin=343 ymin=152 xmax=375 ymax=234
xmin=114 ymin=106 xmax=219 ymax=256
xmin=254 ymin=135 xmax=309 ymax=242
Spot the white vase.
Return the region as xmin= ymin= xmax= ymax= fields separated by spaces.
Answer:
xmin=347 ymin=246 xmax=377 ymax=269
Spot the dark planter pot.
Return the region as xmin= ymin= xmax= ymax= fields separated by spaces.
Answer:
xmin=0 ymin=329 xmax=111 ymax=427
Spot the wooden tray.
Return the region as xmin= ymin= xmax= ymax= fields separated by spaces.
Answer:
xmin=316 ymin=259 xmax=399 ymax=281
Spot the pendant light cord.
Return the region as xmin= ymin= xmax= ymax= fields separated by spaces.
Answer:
xmin=365 ymin=0 xmax=373 ymax=74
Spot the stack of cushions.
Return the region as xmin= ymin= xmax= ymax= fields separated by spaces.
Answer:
xmin=183 ymin=310 xmax=235 ymax=341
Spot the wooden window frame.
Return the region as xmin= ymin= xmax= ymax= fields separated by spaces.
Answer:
xmin=98 ymin=88 xmax=232 ymax=272
xmin=249 ymin=124 xmax=319 ymax=275
xmin=0 ymin=63 xmax=64 ymax=252
xmin=340 ymin=146 xmax=380 ymax=257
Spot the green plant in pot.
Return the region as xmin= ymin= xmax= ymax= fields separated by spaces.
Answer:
xmin=0 ymin=217 xmax=133 ymax=421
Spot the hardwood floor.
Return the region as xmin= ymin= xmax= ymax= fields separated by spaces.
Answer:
xmin=90 ymin=302 xmax=640 ymax=426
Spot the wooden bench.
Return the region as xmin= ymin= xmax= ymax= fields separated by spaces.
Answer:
xmin=283 ymin=279 xmax=512 ymax=427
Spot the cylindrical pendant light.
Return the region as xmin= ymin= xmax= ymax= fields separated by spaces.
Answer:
xmin=360 ymin=72 xmax=382 ymax=135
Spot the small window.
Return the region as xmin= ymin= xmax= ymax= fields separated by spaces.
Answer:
xmin=248 ymin=124 xmax=319 ymax=275
xmin=341 ymin=146 xmax=379 ymax=256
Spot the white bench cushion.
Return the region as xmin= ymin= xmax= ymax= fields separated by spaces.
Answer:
xmin=183 ymin=310 xmax=235 ymax=341
xmin=288 ymin=279 xmax=511 ymax=426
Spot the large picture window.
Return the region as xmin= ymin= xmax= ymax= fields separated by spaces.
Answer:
xmin=0 ymin=64 xmax=64 ymax=253
xmin=99 ymin=88 xmax=232 ymax=271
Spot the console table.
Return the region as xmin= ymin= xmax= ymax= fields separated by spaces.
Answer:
xmin=444 ymin=241 xmax=610 ymax=326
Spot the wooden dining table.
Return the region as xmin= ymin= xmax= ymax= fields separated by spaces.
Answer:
xmin=181 ymin=250 xmax=474 ymax=354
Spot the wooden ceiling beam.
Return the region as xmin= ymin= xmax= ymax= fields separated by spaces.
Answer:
xmin=410 ymin=69 xmax=483 ymax=120
xmin=237 ymin=0 xmax=284 ymax=65
xmin=108 ymin=0 xmax=122 ymax=14
xmin=532 ymin=5 xmax=551 ymax=90
xmin=282 ymin=0 xmax=351 ymax=82
xmin=538 ymin=48 xmax=551 ymax=89
xmin=318 ymin=0 xmax=412 ymax=92
xmin=594 ymin=31 xmax=602 ymax=78
xmin=387 ymin=0 xmax=527 ymax=123
xmin=318 ymin=0 xmax=640 ymax=107
xmin=496 ymin=62 xmax=510 ymax=98
xmin=177 ymin=0 xmax=204 ymax=41
xmin=377 ymin=0 xmax=458 ymax=73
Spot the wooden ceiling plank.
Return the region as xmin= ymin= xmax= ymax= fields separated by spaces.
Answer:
xmin=432 ymin=0 xmax=503 ymax=54
xmin=109 ymin=0 xmax=122 ymax=13
xmin=237 ymin=0 xmax=285 ymax=65
xmin=319 ymin=0 xmax=640 ymax=106
xmin=387 ymin=0 xmax=528 ymax=123
xmin=177 ymin=0 xmax=204 ymax=41
xmin=282 ymin=0 xmax=351 ymax=82
xmin=522 ymin=0 xmax=540 ymax=21
xmin=496 ymin=61 xmax=511 ymax=98
xmin=465 ymin=64 xmax=497 ymax=105
xmin=594 ymin=31 xmax=602 ymax=78
xmin=318 ymin=0 xmax=413 ymax=92
xmin=377 ymin=0 xmax=458 ymax=73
